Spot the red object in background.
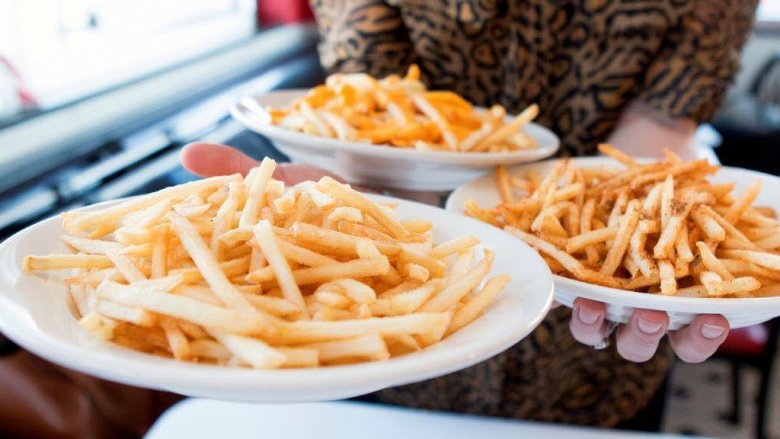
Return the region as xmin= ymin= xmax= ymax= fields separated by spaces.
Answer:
xmin=257 ymin=0 xmax=313 ymax=25
xmin=718 ymin=324 xmax=770 ymax=357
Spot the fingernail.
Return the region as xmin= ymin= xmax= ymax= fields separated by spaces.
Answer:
xmin=576 ymin=306 xmax=601 ymax=325
xmin=701 ymin=323 xmax=725 ymax=339
xmin=637 ymin=317 xmax=663 ymax=335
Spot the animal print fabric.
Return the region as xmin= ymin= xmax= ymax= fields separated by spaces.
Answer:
xmin=310 ymin=0 xmax=755 ymax=427
xmin=311 ymin=0 xmax=756 ymax=156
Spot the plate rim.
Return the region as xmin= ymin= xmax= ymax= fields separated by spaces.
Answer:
xmin=0 ymin=193 xmax=554 ymax=398
xmin=230 ymin=89 xmax=560 ymax=166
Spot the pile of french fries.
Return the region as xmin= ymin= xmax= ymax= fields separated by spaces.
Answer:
xmin=268 ymin=65 xmax=539 ymax=153
xmin=23 ymin=158 xmax=509 ymax=368
xmin=465 ymin=144 xmax=780 ymax=298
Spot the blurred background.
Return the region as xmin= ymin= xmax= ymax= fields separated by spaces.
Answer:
xmin=0 ymin=1 xmax=778 ymax=437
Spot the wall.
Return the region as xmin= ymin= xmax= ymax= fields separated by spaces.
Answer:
xmin=733 ymin=30 xmax=780 ymax=91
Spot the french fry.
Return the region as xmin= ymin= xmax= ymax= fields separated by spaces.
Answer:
xmin=151 ymin=225 xmax=169 ymax=278
xmin=496 ymin=166 xmax=514 ymax=203
xmin=372 ymin=280 xmax=441 ymax=316
xmin=598 ymin=143 xmax=637 ymax=168
xmin=719 ymin=249 xmax=780 ymax=271
xmin=691 ymin=206 xmax=726 ymax=241
xmin=212 ymin=332 xmax=286 ymax=369
xmin=725 ymin=181 xmax=761 ymax=224
xmin=26 ymin=156 xmax=511 ymax=369
xmin=249 ymin=257 xmax=390 ymax=286
xmin=267 ymin=66 xmax=537 ymax=153
xmin=696 ymin=242 xmax=734 ymax=280
xmin=420 ymin=251 xmax=494 ymax=312
xmin=94 ymin=300 xmax=157 ymax=327
xmin=211 ymin=181 xmax=242 ymax=259
xmin=474 ymin=148 xmax=780 ymax=298
xmin=601 ymin=201 xmax=640 ymax=275
xmin=23 ymin=255 xmax=113 ymax=272
xmin=472 ymin=104 xmax=538 ymax=152
xmin=399 ymin=247 xmax=446 ymax=278
xmin=275 ymin=313 xmax=449 ymax=344
xmin=657 ymin=260 xmax=676 ymax=296
xmin=190 ymin=339 xmax=231 ymax=361
xmin=169 ymin=212 xmax=259 ymax=313
xmin=277 ymin=347 xmax=319 ymax=368
xmin=160 ymin=318 xmax=190 ymax=360
xmin=304 ymin=334 xmax=389 ymax=363
xmin=63 ymin=175 xmax=237 ymax=233
xmin=253 ymin=220 xmax=306 ymax=313
xmin=566 ymin=228 xmax=617 ymax=254
xmin=96 ymin=281 xmax=275 ymax=336
xmin=653 ymin=200 xmax=692 ymax=259
xmin=430 ymin=235 xmax=480 ymax=259
xmin=447 ymin=275 xmax=511 ymax=334
xmin=61 ymin=236 xmax=121 ymax=255
xmin=239 ymin=157 xmax=275 ymax=227
xmin=291 ymin=222 xmax=400 ymax=257
xmin=317 ymin=177 xmax=409 ymax=239
xmin=107 ymin=250 xmax=146 ymax=283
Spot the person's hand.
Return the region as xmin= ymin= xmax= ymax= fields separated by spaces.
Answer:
xmin=569 ymin=297 xmax=730 ymax=363
xmin=180 ymin=142 xmax=338 ymax=183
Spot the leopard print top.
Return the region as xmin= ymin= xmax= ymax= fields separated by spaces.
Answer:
xmin=310 ymin=0 xmax=756 ymax=427
xmin=311 ymin=0 xmax=756 ymax=156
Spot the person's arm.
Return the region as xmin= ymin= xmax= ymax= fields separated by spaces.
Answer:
xmin=310 ymin=0 xmax=415 ymax=76
xmin=608 ymin=0 xmax=758 ymax=160
xmin=607 ymin=102 xmax=698 ymax=160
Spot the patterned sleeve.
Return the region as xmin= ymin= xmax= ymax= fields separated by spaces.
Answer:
xmin=309 ymin=0 xmax=415 ymax=76
xmin=634 ymin=0 xmax=758 ymax=123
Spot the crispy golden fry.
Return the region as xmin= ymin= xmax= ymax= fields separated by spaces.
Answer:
xmin=566 ymin=228 xmax=617 ymax=254
xmin=268 ymin=65 xmax=537 ymax=153
xmin=447 ymin=275 xmax=511 ymax=334
xmin=419 ymin=250 xmax=494 ymax=312
xmin=23 ymin=254 xmax=113 ymax=272
xmin=25 ymin=158 xmax=510 ymax=369
xmin=253 ymin=220 xmax=306 ymax=313
xmin=96 ymin=281 xmax=275 ymax=336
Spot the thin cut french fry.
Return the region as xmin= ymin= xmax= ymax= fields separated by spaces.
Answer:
xmin=23 ymin=254 xmax=113 ymax=272
xmin=447 ymin=275 xmax=511 ymax=334
xmin=26 ymin=155 xmax=511 ymax=369
xmin=96 ymin=281 xmax=275 ymax=336
xmin=254 ymin=220 xmax=306 ymax=313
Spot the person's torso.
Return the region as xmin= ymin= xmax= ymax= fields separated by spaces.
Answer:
xmin=382 ymin=0 xmax=689 ymax=154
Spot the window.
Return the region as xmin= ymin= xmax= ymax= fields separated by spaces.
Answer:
xmin=0 ymin=0 xmax=257 ymax=110
xmin=757 ymin=0 xmax=780 ymax=29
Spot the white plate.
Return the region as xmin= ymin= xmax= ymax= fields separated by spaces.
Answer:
xmin=446 ymin=157 xmax=780 ymax=330
xmin=0 ymin=194 xmax=553 ymax=403
xmin=230 ymin=90 xmax=559 ymax=191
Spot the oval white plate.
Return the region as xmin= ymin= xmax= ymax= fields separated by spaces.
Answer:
xmin=230 ymin=90 xmax=560 ymax=191
xmin=0 ymin=194 xmax=553 ymax=403
xmin=446 ymin=156 xmax=780 ymax=330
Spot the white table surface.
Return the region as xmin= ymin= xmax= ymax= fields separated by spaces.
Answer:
xmin=145 ymin=399 xmax=694 ymax=439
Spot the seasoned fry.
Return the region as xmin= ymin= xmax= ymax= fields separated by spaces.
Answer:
xmin=467 ymin=146 xmax=780 ymax=298
xmin=566 ymin=228 xmax=617 ymax=254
